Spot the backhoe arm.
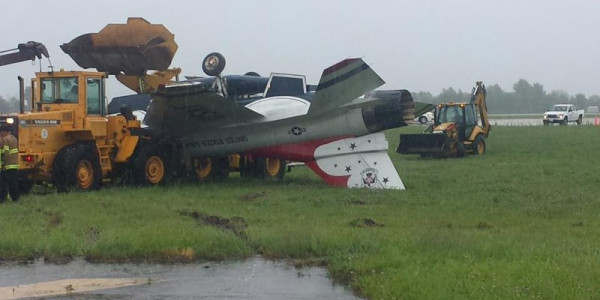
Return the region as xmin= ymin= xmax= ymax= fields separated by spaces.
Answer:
xmin=471 ymin=81 xmax=490 ymax=137
xmin=0 ymin=41 xmax=49 ymax=66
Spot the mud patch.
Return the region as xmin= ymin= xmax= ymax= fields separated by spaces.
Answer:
xmin=86 ymin=227 xmax=101 ymax=243
xmin=44 ymin=211 xmax=62 ymax=227
xmin=476 ymin=222 xmax=493 ymax=230
xmin=43 ymin=255 xmax=74 ymax=264
xmin=34 ymin=208 xmax=63 ymax=228
xmin=346 ymin=199 xmax=367 ymax=206
xmin=162 ymin=247 xmax=195 ymax=262
xmin=571 ymin=221 xmax=584 ymax=227
xmin=349 ymin=218 xmax=384 ymax=228
xmin=239 ymin=192 xmax=267 ymax=201
xmin=47 ymin=214 xmax=62 ymax=227
xmin=440 ymin=221 xmax=452 ymax=228
xmin=180 ymin=211 xmax=248 ymax=239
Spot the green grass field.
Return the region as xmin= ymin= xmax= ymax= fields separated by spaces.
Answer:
xmin=1 ymin=125 xmax=599 ymax=299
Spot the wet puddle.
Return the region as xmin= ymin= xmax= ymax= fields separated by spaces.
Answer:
xmin=0 ymin=257 xmax=360 ymax=299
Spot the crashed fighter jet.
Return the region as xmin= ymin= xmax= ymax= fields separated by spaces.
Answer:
xmin=61 ymin=18 xmax=418 ymax=189
xmin=143 ymin=53 xmax=416 ymax=189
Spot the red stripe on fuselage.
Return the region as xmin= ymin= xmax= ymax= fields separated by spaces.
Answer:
xmin=321 ymin=58 xmax=360 ymax=77
xmin=248 ymin=136 xmax=354 ymax=188
xmin=248 ymin=135 xmax=354 ymax=161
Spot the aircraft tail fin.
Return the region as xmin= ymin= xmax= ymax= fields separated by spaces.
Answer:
xmin=305 ymin=133 xmax=405 ymax=189
xmin=308 ymin=58 xmax=384 ymax=115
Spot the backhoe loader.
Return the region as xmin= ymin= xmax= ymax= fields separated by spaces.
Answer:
xmin=397 ymin=81 xmax=490 ymax=157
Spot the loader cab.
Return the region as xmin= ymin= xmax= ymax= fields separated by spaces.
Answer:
xmin=34 ymin=71 xmax=107 ymax=116
xmin=435 ymin=103 xmax=478 ymax=141
xmin=436 ymin=104 xmax=462 ymax=125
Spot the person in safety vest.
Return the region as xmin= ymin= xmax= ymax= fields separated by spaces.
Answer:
xmin=0 ymin=134 xmax=3 ymax=203
xmin=0 ymin=125 xmax=19 ymax=202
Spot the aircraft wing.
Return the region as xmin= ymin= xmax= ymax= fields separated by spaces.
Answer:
xmin=307 ymin=58 xmax=385 ymax=115
xmin=145 ymin=82 xmax=265 ymax=133
xmin=305 ymin=133 xmax=405 ymax=189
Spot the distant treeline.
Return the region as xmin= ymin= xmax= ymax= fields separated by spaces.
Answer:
xmin=0 ymin=95 xmax=22 ymax=113
xmin=412 ymin=79 xmax=600 ymax=114
xmin=2 ymin=79 xmax=599 ymax=114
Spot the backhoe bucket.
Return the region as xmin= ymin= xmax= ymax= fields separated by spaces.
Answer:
xmin=60 ymin=18 xmax=177 ymax=75
xmin=397 ymin=133 xmax=449 ymax=156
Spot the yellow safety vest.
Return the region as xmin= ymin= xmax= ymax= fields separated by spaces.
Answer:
xmin=2 ymin=134 xmax=18 ymax=170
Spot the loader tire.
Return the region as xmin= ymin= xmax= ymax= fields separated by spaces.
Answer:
xmin=134 ymin=146 xmax=170 ymax=186
xmin=253 ymin=157 xmax=286 ymax=180
xmin=53 ymin=144 xmax=101 ymax=193
xmin=472 ymin=135 xmax=486 ymax=155
xmin=457 ymin=143 xmax=466 ymax=158
xmin=195 ymin=156 xmax=229 ymax=181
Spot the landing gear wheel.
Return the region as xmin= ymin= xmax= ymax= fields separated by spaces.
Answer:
xmin=472 ymin=135 xmax=486 ymax=155
xmin=195 ymin=156 xmax=229 ymax=181
xmin=53 ymin=144 xmax=101 ymax=192
xmin=254 ymin=157 xmax=286 ymax=180
xmin=202 ymin=52 xmax=226 ymax=76
xmin=134 ymin=146 xmax=170 ymax=186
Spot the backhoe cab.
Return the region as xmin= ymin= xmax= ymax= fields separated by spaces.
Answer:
xmin=397 ymin=81 xmax=490 ymax=157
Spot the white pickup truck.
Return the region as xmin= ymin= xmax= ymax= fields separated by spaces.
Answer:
xmin=543 ymin=104 xmax=584 ymax=125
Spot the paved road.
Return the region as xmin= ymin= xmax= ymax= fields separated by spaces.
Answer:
xmin=490 ymin=117 xmax=597 ymax=126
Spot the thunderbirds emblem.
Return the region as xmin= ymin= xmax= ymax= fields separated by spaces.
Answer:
xmin=361 ymin=168 xmax=379 ymax=187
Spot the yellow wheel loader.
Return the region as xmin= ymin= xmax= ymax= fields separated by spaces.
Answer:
xmin=397 ymin=81 xmax=490 ymax=157
xmin=0 ymin=18 xmax=178 ymax=192
xmin=1 ymin=18 xmax=287 ymax=193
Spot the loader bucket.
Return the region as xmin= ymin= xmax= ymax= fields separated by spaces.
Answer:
xmin=116 ymin=68 xmax=182 ymax=93
xmin=397 ymin=133 xmax=449 ymax=156
xmin=60 ymin=18 xmax=178 ymax=75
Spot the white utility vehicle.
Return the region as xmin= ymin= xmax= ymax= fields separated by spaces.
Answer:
xmin=416 ymin=111 xmax=434 ymax=124
xmin=543 ymin=104 xmax=584 ymax=125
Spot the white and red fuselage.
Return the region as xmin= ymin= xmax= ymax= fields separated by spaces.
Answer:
xmin=144 ymin=58 xmax=412 ymax=189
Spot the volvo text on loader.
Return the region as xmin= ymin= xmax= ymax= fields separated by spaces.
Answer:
xmin=397 ymin=81 xmax=490 ymax=157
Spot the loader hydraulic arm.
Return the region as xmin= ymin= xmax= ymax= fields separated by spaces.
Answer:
xmin=0 ymin=41 xmax=49 ymax=67
xmin=472 ymin=81 xmax=490 ymax=137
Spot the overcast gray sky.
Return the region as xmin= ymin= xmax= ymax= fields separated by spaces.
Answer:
xmin=2 ymin=0 xmax=599 ymax=100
